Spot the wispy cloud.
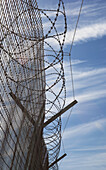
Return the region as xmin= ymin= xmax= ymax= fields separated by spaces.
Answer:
xmin=64 ymin=60 xmax=106 ymax=104
xmin=66 ymin=22 xmax=106 ymax=44
xmin=70 ymin=145 xmax=106 ymax=152
xmin=73 ymin=68 xmax=106 ymax=80
xmin=64 ymin=59 xmax=86 ymax=66
xmin=45 ymin=58 xmax=106 ymax=107
xmin=60 ymin=152 xmax=106 ymax=170
xmin=65 ymin=88 xmax=106 ymax=105
xmin=76 ymin=89 xmax=106 ymax=103
xmin=60 ymin=118 xmax=106 ymax=169
xmin=66 ymin=1 xmax=106 ymax=17
xmin=65 ymin=0 xmax=106 ymax=44
xmin=64 ymin=62 xmax=106 ymax=80
xmin=44 ymin=21 xmax=106 ymax=49
xmin=63 ymin=118 xmax=106 ymax=139
xmin=42 ymin=0 xmax=106 ymax=47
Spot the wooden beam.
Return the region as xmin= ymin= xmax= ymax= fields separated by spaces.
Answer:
xmin=48 ymin=153 xmax=67 ymax=168
xmin=9 ymin=92 xmax=35 ymax=126
xmin=44 ymin=100 xmax=78 ymax=127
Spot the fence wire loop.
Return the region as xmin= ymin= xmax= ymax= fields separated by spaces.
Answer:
xmin=0 ymin=0 xmax=67 ymax=169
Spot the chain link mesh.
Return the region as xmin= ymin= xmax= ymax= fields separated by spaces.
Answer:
xmin=0 ymin=0 xmax=67 ymax=169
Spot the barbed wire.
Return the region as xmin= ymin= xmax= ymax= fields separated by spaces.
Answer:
xmin=0 ymin=0 xmax=67 ymax=169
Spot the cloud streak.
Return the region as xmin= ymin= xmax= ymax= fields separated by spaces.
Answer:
xmin=70 ymin=145 xmax=106 ymax=152
xmin=60 ymin=152 xmax=106 ymax=170
xmin=63 ymin=118 xmax=106 ymax=140
xmin=42 ymin=0 xmax=106 ymax=46
xmin=64 ymin=60 xmax=106 ymax=104
xmin=66 ymin=22 xmax=106 ymax=45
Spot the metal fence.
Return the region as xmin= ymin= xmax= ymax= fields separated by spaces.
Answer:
xmin=0 ymin=0 xmax=67 ymax=169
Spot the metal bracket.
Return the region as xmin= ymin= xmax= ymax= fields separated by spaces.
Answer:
xmin=9 ymin=92 xmax=35 ymax=125
xmin=44 ymin=100 xmax=78 ymax=127
xmin=48 ymin=153 xmax=67 ymax=168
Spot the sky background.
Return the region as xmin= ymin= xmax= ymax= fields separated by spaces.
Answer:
xmin=38 ymin=0 xmax=106 ymax=169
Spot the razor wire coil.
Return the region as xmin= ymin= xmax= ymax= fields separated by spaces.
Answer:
xmin=0 ymin=0 xmax=67 ymax=169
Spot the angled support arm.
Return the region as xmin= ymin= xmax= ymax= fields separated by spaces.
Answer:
xmin=9 ymin=92 xmax=35 ymax=125
xmin=48 ymin=153 xmax=67 ymax=168
xmin=43 ymin=100 xmax=78 ymax=128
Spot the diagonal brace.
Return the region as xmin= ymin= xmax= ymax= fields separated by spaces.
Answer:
xmin=44 ymin=100 xmax=78 ymax=128
xmin=48 ymin=153 xmax=67 ymax=168
xmin=9 ymin=92 xmax=35 ymax=125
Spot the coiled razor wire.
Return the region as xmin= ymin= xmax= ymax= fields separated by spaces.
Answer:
xmin=0 ymin=0 xmax=67 ymax=169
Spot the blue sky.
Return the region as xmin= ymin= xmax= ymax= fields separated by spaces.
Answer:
xmin=0 ymin=0 xmax=106 ymax=169
xmin=38 ymin=0 xmax=106 ymax=169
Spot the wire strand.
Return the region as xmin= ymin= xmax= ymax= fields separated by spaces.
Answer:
xmin=59 ymin=1 xmax=84 ymax=167
xmin=68 ymin=0 xmax=84 ymax=100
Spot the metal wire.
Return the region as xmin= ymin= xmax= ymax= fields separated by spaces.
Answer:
xmin=68 ymin=0 xmax=84 ymax=99
xmin=58 ymin=0 xmax=84 ymax=167
xmin=0 ymin=0 xmax=67 ymax=169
